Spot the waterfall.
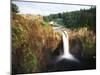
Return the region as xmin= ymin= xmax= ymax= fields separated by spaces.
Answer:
xmin=58 ymin=31 xmax=78 ymax=62
xmin=62 ymin=31 xmax=70 ymax=55
xmin=52 ymin=26 xmax=78 ymax=62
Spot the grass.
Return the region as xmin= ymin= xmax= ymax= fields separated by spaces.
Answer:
xmin=68 ymin=27 xmax=96 ymax=60
xmin=12 ymin=14 xmax=96 ymax=73
xmin=12 ymin=14 xmax=61 ymax=74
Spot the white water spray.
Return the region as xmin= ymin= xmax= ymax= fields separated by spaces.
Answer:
xmin=58 ymin=31 xmax=78 ymax=62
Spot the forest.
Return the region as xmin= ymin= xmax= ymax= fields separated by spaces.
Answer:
xmin=43 ymin=7 xmax=96 ymax=32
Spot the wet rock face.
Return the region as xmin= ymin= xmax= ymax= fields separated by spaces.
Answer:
xmin=51 ymin=32 xmax=83 ymax=60
xmin=31 ymin=33 xmax=61 ymax=72
xmin=52 ymin=39 xmax=63 ymax=57
xmin=69 ymin=36 xmax=83 ymax=59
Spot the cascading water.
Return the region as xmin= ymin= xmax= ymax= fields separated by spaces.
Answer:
xmin=57 ymin=30 xmax=78 ymax=62
xmin=46 ymin=27 xmax=81 ymax=71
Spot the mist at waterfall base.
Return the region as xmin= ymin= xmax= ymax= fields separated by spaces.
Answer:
xmin=58 ymin=31 xmax=79 ymax=62
xmin=43 ymin=30 xmax=95 ymax=72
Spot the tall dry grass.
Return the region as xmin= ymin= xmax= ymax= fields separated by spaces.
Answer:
xmin=68 ymin=27 xmax=96 ymax=60
xmin=12 ymin=14 xmax=61 ymax=74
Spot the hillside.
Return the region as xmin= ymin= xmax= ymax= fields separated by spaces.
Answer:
xmin=12 ymin=14 xmax=61 ymax=73
xmin=12 ymin=14 xmax=96 ymax=74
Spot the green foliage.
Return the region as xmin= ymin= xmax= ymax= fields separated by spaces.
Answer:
xmin=41 ymin=21 xmax=48 ymax=27
xmin=43 ymin=16 xmax=49 ymax=22
xmin=12 ymin=3 xmax=19 ymax=13
xmin=44 ymin=7 xmax=96 ymax=32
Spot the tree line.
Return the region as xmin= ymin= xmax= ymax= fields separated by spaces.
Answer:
xmin=43 ymin=6 xmax=96 ymax=32
xmin=11 ymin=3 xmax=96 ymax=32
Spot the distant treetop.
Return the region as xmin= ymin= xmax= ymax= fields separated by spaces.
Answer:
xmin=12 ymin=3 xmax=19 ymax=13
